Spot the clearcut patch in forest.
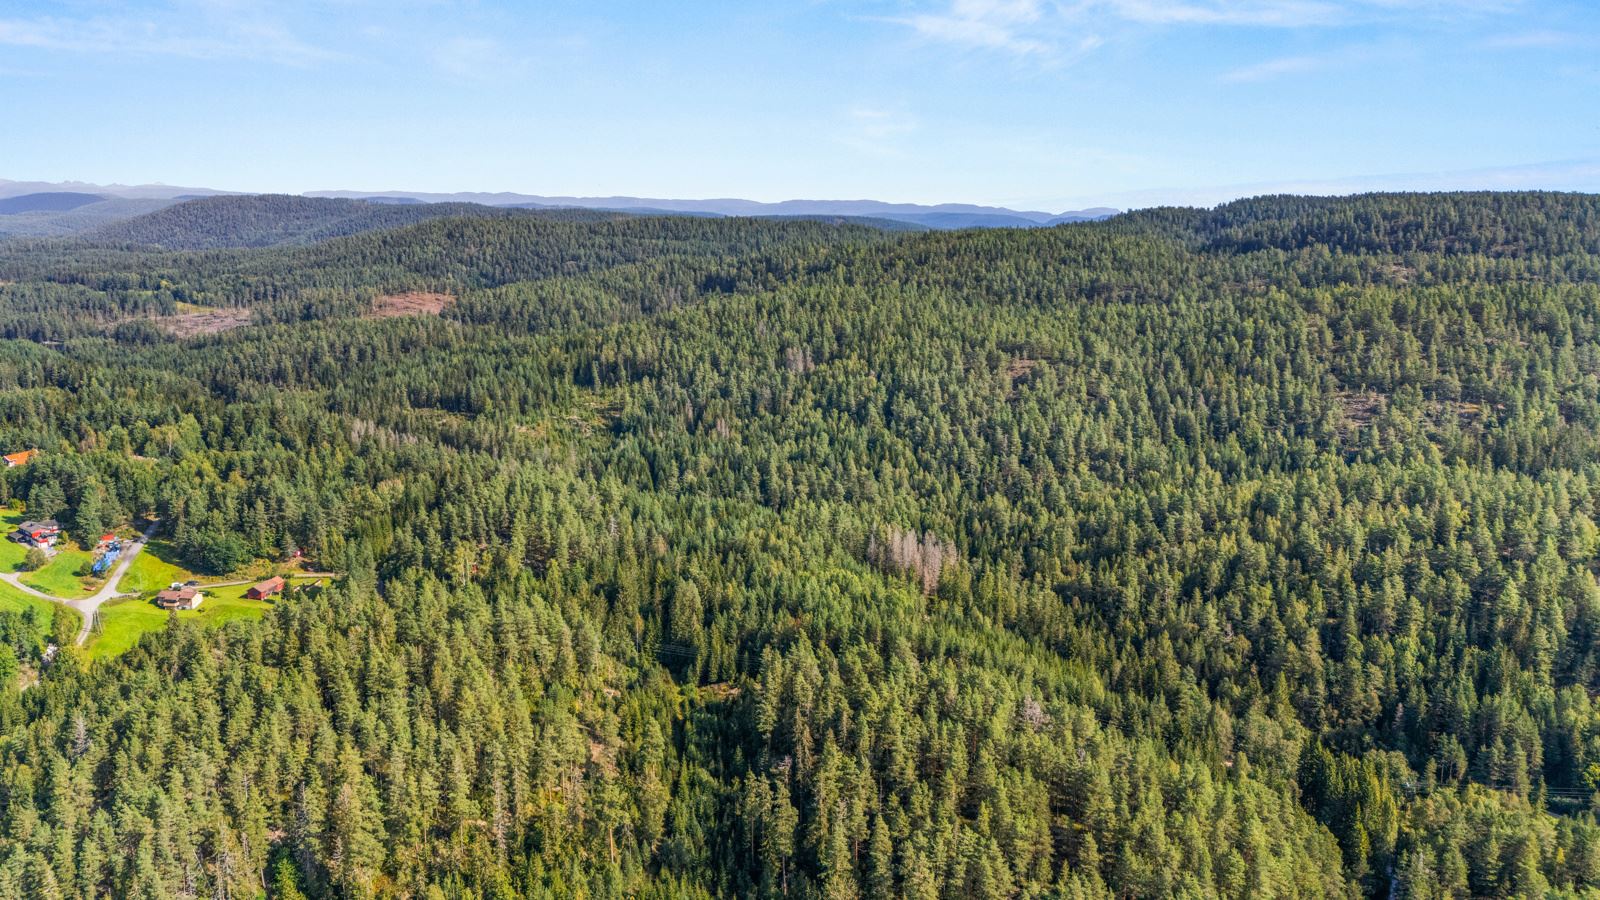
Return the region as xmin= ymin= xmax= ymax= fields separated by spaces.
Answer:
xmin=1004 ymin=356 xmax=1041 ymax=397
xmin=153 ymin=307 xmax=253 ymax=337
xmin=1334 ymin=390 xmax=1383 ymax=428
xmin=369 ymin=291 xmax=455 ymax=318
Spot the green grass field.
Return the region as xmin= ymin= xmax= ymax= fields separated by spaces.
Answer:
xmin=115 ymin=540 xmax=198 ymax=595
xmin=20 ymin=547 xmax=96 ymax=599
xmin=0 ymin=580 xmax=69 ymax=645
xmin=0 ymin=508 xmax=29 ymax=572
xmin=86 ymin=576 xmax=321 ymax=660
xmin=87 ymin=598 xmax=174 ymax=660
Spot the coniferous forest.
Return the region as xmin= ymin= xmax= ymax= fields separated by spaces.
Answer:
xmin=0 ymin=192 xmax=1599 ymax=897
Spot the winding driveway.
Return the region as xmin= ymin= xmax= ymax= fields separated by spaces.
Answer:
xmin=0 ymin=521 xmax=161 ymax=645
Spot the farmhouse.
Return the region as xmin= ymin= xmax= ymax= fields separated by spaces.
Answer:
xmin=156 ymin=585 xmax=203 ymax=611
xmin=2 ymin=450 xmax=37 ymax=468
xmin=246 ymin=576 xmax=285 ymax=600
xmin=10 ymin=519 xmax=60 ymax=548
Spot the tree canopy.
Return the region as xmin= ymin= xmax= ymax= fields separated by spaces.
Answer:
xmin=0 ymin=192 xmax=1596 ymax=897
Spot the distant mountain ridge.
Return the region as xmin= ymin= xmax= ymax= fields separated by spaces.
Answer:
xmin=308 ymin=189 xmax=1118 ymax=229
xmin=80 ymin=195 xmax=589 ymax=250
xmin=0 ymin=178 xmax=1116 ymax=232
xmin=0 ymin=179 xmax=229 ymax=201
xmin=0 ymin=192 xmax=109 ymax=214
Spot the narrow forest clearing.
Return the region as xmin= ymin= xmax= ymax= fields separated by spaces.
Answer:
xmin=151 ymin=306 xmax=253 ymax=337
xmin=369 ymin=291 xmax=454 ymax=318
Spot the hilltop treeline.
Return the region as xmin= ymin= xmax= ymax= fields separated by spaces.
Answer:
xmin=0 ymin=194 xmax=1598 ymax=897
xmin=0 ymin=208 xmax=889 ymax=342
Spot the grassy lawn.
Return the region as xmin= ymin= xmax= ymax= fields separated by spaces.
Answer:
xmin=115 ymin=540 xmax=198 ymax=595
xmin=87 ymin=598 xmax=173 ymax=660
xmin=0 ymin=579 xmax=70 ymax=645
xmin=0 ymin=508 xmax=28 ymax=573
xmin=86 ymin=576 xmax=323 ymax=661
xmin=116 ymin=539 xmax=293 ymax=592
xmin=20 ymin=547 xmax=97 ymax=599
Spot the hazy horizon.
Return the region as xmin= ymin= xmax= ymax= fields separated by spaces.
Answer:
xmin=9 ymin=162 xmax=1600 ymax=216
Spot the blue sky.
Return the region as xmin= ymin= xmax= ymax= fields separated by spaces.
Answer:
xmin=3 ymin=0 xmax=1598 ymax=209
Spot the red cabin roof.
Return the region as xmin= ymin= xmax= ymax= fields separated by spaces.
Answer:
xmin=247 ymin=576 xmax=286 ymax=598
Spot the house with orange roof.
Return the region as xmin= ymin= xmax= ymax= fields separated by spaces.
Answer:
xmin=3 ymin=450 xmax=37 ymax=468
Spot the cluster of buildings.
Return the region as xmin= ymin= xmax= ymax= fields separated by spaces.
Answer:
xmin=9 ymin=519 xmax=60 ymax=551
xmin=156 ymin=576 xmax=285 ymax=611
xmin=5 ymin=440 xmax=305 ymax=611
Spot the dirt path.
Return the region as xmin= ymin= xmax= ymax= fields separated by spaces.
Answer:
xmin=196 ymin=572 xmax=338 ymax=590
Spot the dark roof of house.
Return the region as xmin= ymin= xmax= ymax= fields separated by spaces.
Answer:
xmin=157 ymin=587 xmax=198 ymax=601
xmin=17 ymin=520 xmax=59 ymax=532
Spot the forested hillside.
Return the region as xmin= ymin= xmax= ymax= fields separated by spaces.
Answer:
xmin=78 ymin=195 xmax=574 ymax=251
xmin=0 ymin=192 xmax=1597 ymax=898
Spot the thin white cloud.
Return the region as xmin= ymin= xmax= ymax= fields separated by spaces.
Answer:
xmin=838 ymin=105 xmax=921 ymax=157
xmin=1097 ymin=0 xmax=1344 ymax=27
xmin=1481 ymin=29 xmax=1591 ymax=49
xmin=1218 ymin=53 xmax=1326 ymax=82
xmin=1104 ymin=0 xmax=1520 ymax=25
xmin=0 ymin=3 xmax=334 ymax=66
xmin=1217 ymin=41 xmax=1386 ymax=82
xmin=430 ymin=36 xmax=524 ymax=82
xmin=881 ymin=0 xmax=1525 ymax=57
xmin=890 ymin=0 xmax=1054 ymax=55
xmin=1047 ymin=157 xmax=1600 ymax=209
